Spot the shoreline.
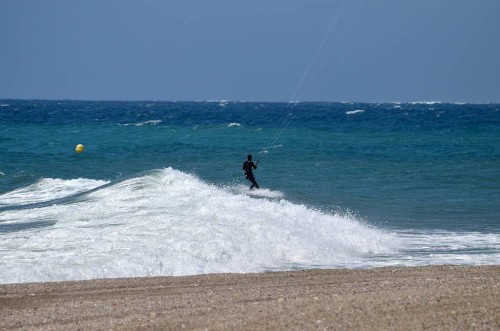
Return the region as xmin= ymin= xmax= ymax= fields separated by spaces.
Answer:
xmin=1 ymin=265 xmax=499 ymax=330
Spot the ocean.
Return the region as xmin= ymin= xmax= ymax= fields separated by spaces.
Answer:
xmin=1 ymin=100 xmax=499 ymax=284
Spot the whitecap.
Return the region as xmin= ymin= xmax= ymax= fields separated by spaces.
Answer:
xmin=121 ymin=120 xmax=162 ymax=126
xmin=346 ymin=109 xmax=365 ymax=115
xmin=410 ymin=101 xmax=441 ymax=105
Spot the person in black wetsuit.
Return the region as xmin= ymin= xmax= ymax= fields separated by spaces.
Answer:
xmin=242 ymin=154 xmax=260 ymax=189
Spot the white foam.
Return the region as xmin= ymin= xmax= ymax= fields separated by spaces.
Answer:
xmin=388 ymin=230 xmax=500 ymax=267
xmin=410 ymin=101 xmax=442 ymax=105
xmin=0 ymin=168 xmax=397 ymax=284
xmin=230 ymin=184 xmax=285 ymax=199
xmin=346 ymin=109 xmax=365 ymax=115
xmin=121 ymin=120 xmax=162 ymax=126
xmin=0 ymin=178 xmax=109 ymax=207
xmin=3 ymin=169 xmax=497 ymax=284
xmin=227 ymin=122 xmax=241 ymax=127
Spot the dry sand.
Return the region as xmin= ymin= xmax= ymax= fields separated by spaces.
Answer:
xmin=1 ymin=265 xmax=499 ymax=330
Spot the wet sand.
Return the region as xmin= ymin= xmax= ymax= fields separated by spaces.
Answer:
xmin=1 ymin=265 xmax=499 ymax=330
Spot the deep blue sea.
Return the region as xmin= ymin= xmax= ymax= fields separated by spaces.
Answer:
xmin=1 ymin=100 xmax=499 ymax=284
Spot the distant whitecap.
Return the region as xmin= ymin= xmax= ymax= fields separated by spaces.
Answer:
xmin=122 ymin=120 xmax=162 ymax=126
xmin=411 ymin=101 xmax=441 ymax=105
xmin=346 ymin=109 xmax=365 ymax=115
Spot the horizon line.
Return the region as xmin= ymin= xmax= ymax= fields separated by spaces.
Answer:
xmin=1 ymin=97 xmax=499 ymax=105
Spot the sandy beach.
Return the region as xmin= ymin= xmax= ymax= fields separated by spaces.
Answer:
xmin=1 ymin=265 xmax=499 ymax=330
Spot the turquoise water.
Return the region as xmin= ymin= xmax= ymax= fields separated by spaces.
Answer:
xmin=1 ymin=100 xmax=499 ymax=283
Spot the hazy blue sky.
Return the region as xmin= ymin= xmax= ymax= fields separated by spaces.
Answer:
xmin=1 ymin=0 xmax=499 ymax=103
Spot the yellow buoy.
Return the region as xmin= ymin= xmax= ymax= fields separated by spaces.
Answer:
xmin=75 ymin=144 xmax=85 ymax=153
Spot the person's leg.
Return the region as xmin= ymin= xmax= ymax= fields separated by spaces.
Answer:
xmin=246 ymin=176 xmax=253 ymax=189
xmin=250 ymin=176 xmax=259 ymax=189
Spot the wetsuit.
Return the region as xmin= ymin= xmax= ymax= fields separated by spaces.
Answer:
xmin=242 ymin=160 xmax=260 ymax=189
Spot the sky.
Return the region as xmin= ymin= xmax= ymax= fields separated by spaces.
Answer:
xmin=1 ymin=0 xmax=499 ymax=103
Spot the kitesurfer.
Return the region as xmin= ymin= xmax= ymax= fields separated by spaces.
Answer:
xmin=242 ymin=154 xmax=260 ymax=189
